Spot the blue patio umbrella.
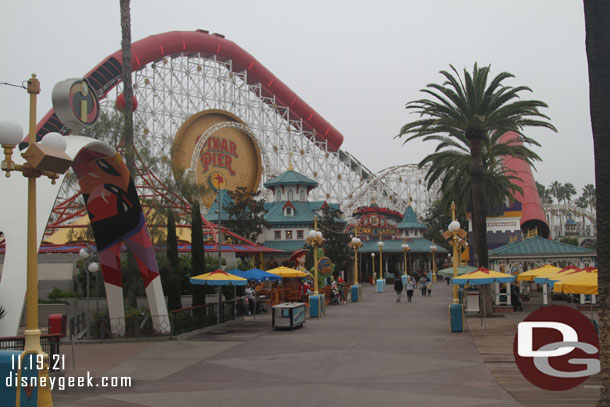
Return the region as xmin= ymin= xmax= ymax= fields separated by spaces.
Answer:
xmin=226 ymin=268 xmax=282 ymax=282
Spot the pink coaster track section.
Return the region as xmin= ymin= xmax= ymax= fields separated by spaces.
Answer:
xmin=29 ymin=29 xmax=343 ymax=152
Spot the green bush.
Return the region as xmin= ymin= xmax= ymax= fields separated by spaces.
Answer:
xmin=48 ymin=288 xmax=79 ymax=301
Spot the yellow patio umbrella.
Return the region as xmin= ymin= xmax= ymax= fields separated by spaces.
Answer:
xmin=267 ymin=266 xmax=309 ymax=278
xmin=190 ymin=269 xmax=248 ymax=331
xmin=189 ymin=270 xmax=249 ymax=286
xmin=517 ymin=264 xmax=561 ymax=282
xmin=452 ymin=268 xmax=516 ymax=328
xmin=533 ymin=265 xmax=580 ymax=285
xmin=553 ymin=268 xmax=598 ymax=295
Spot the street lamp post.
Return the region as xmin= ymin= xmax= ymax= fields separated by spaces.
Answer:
xmin=348 ymin=232 xmax=363 ymax=302
xmin=0 ymin=74 xmax=74 ymax=406
xmin=402 ymin=242 xmax=410 ymax=276
xmin=430 ymin=241 xmax=438 ymax=282
xmin=442 ymin=202 xmax=468 ymax=333
xmin=305 ymin=216 xmax=325 ymax=294
xmin=79 ymin=247 xmax=99 ymax=338
xmin=371 ymin=253 xmax=375 ymax=282
xmin=377 ymin=238 xmax=384 ymax=292
xmin=305 ymin=216 xmax=325 ymax=317
xmin=348 ymin=233 xmax=363 ymax=285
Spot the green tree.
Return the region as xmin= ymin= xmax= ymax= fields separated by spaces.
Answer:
xmin=224 ymin=187 xmax=269 ymax=243
xmin=536 ymin=182 xmax=553 ymax=205
xmin=584 ymin=1 xmax=610 ymax=403
xmin=559 ymin=237 xmax=579 ymax=247
xmin=165 ymin=210 xmax=182 ymax=311
xmin=398 ymin=64 xmax=556 ymax=314
xmin=317 ymin=206 xmax=352 ymax=282
xmin=583 ymin=183 xmax=596 ymax=212
xmin=119 ymin=0 xmax=138 ymax=309
xmin=191 ymin=202 xmax=206 ymax=307
xmin=416 ymin=129 xmax=532 ymax=218
xmin=563 ymin=182 xmax=577 ymax=204
xmin=398 ymin=63 xmax=556 ymax=270
xmin=550 ymin=181 xmax=563 ymax=204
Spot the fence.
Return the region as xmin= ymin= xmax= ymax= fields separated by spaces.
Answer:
xmin=0 ymin=334 xmax=62 ymax=372
xmin=64 ymin=297 xmax=243 ymax=339
xmin=170 ymin=297 xmax=242 ymax=336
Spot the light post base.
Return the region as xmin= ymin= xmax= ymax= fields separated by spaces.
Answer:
xmin=376 ymin=279 xmax=385 ymax=293
xmin=449 ymin=303 xmax=464 ymax=332
xmin=351 ymin=284 xmax=362 ymax=302
xmin=309 ymin=294 xmax=325 ymax=318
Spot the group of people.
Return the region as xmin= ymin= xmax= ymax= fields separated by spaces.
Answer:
xmin=393 ymin=275 xmax=432 ymax=302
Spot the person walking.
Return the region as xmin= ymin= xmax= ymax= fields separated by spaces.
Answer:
xmin=394 ymin=277 xmax=403 ymax=302
xmin=426 ymin=279 xmax=432 ymax=296
xmin=405 ymin=276 xmax=415 ymax=302
xmin=418 ymin=275 xmax=427 ymax=296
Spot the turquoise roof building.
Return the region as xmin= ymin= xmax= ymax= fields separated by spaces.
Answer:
xmin=489 ymin=235 xmax=596 ymax=271
xmin=261 ymin=167 xmax=341 ymax=254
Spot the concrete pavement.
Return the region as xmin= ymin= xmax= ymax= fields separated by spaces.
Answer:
xmin=53 ymin=282 xmax=520 ymax=407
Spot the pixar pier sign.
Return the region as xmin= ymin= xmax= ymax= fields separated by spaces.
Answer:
xmin=171 ymin=109 xmax=263 ymax=208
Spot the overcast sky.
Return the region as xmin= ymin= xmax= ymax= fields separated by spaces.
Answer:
xmin=0 ymin=1 xmax=594 ymax=194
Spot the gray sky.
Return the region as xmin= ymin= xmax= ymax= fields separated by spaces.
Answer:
xmin=0 ymin=0 xmax=594 ymax=194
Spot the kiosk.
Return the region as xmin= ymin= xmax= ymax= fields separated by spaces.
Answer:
xmin=273 ymin=303 xmax=306 ymax=329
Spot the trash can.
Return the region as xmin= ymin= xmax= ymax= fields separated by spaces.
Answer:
xmin=309 ymin=294 xmax=325 ymax=318
xmin=48 ymin=313 xmax=67 ymax=338
xmin=351 ymin=284 xmax=361 ymax=302
xmin=376 ymin=279 xmax=385 ymax=293
xmin=449 ymin=303 xmax=464 ymax=332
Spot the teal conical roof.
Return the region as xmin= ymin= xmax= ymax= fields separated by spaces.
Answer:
xmin=263 ymin=170 xmax=318 ymax=189
xmin=397 ymin=204 xmax=427 ymax=231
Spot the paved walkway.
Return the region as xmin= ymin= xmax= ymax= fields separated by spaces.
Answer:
xmin=53 ymin=282 xmax=521 ymax=407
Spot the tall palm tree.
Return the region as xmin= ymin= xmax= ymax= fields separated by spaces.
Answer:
xmin=536 ymin=182 xmax=554 ymax=205
xmin=584 ymin=1 xmax=610 ymax=403
xmin=583 ymin=183 xmax=596 ymax=212
xmin=563 ymin=182 xmax=577 ymax=204
xmin=550 ymin=181 xmax=563 ymax=204
xmin=398 ymin=63 xmax=556 ymax=271
xmin=418 ymin=128 xmax=539 ymax=218
xmin=119 ymin=0 xmax=138 ymax=308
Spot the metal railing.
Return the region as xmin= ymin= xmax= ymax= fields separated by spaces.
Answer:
xmin=170 ymin=298 xmax=241 ymax=336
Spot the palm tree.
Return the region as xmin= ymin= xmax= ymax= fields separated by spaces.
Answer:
xmin=536 ymin=182 xmax=554 ymax=205
xmin=576 ymin=195 xmax=589 ymax=235
xmin=550 ymin=181 xmax=563 ymax=204
xmin=418 ymin=128 xmax=538 ymax=218
xmin=563 ymin=182 xmax=577 ymax=204
xmin=583 ymin=183 xmax=596 ymax=212
xmin=119 ymin=0 xmax=138 ymax=308
xmin=584 ymin=1 xmax=610 ymax=403
xmin=398 ymin=63 xmax=556 ymax=271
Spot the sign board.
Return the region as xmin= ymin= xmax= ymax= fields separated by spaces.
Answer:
xmin=171 ymin=110 xmax=263 ymax=208
xmin=52 ymin=78 xmax=99 ymax=133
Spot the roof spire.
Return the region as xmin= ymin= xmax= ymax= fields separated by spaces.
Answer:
xmin=288 ymin=151 xmax=294 ymax=171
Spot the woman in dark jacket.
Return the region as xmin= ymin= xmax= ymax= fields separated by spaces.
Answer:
xmin=394 ymin=277 xmax=404 ymax=302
